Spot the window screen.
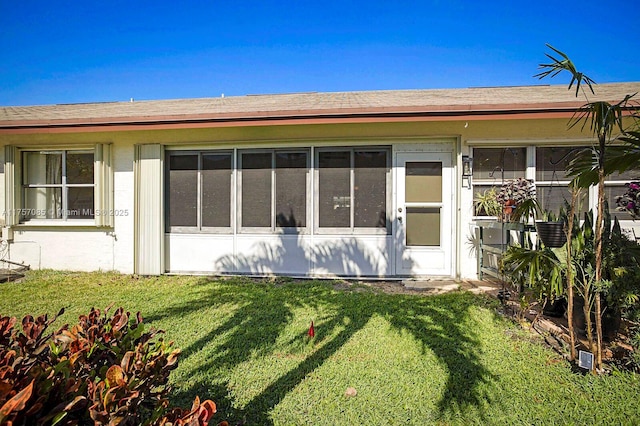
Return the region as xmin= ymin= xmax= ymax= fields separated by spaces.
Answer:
xmin=318 ymin=148 xmax=389 ymax=230
xmin=166 ymin=152 xmax=233 ymax=231
xmin=319 ymin=151 xmax=351 ymax=227
xmin=240 ymin=150 xmax=309 ymax=229
xmin=354 ymin=150 xmax=388 ymax=227
xmin=276 ymin=152 xmax=307 ymax=227
xmin=168 ymin=155 xmax=198 ymax=227
xmin=202 ymin=153 xmax=232 ymax=228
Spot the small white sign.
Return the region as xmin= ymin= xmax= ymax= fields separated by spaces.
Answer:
xmin=578 ymin=350 xmax=594 ymax=370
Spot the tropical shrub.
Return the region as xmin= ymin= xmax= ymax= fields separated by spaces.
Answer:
xmin=0 ymin=306 xmax=219 ymax=426
xmin=504 ymin=202 xmax=640 ymax=362
xmin=616 ymin=181 xmax=640 ymax=219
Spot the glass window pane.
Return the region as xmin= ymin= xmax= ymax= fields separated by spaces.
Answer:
xmin=536 ymin=146 xmax=587 ymax=181
xmin=537 ymin=186 xmax=588 ymax=218
xmin=67 ymin=187 xmax=95 ymax=219
xmin=202 ymin=153 xmax=232 ymax=228
xmin=406 ymin=207 xmax=440 ymax=246
xmin=608 ymin=169 xmax=640 ymax=181
xmin=607 ymin=158 xmax=640 ymax=181
xmin=354 ymin=150 xmax=387 ymax=228
xmin=276 ymin=152 xmax=307 ymax=227
xmin=24 ymin=151 xmax=62 ymax=185
xmin=168 ymin=155 xmax=198 ymax=227
xmin=242 ymin=152 xmax=272 ymax=227
xmin=67 ymin=152 xmax=94 ymax=184
xmin=23 ymin=187 xmax=62 ymax=219
xmin=318 ymin=151 xmax=351 ymax=227
xmin=406 ymin=162 xmax=442 ymax=203
xmin=472 ymin=148 xmax=526 ymax=180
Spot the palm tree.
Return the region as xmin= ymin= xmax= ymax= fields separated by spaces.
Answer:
xmin=536 ymin=44 xmax=638 ymax=369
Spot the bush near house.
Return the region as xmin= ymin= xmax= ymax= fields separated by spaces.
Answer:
xmin=0 ymin=306 xmax=219 ymax=426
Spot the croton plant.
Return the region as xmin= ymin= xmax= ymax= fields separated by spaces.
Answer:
xmin=0 ymin=306 xmax=223 ymax=426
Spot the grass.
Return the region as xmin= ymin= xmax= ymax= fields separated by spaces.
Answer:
xmin=1 ymin=270 xmax=639 ymax=425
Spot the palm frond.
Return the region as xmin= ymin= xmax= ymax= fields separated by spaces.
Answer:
xmin=567 ymin=147 xmax=599 ymax=188
xmin=535 ymin=44 xmax=596 ymax=97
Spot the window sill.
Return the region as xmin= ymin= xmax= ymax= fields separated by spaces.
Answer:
xmin=313 ymin=228 xmax=391 ymax=236
xmin=15 ymin=220 xmax=107 ymax=229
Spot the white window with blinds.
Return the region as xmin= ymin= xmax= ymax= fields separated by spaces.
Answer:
xmin=4 ymin=144 xmax=113 ymax=227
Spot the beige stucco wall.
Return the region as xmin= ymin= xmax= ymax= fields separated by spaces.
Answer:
xmin=0 ymin=116 xmax=608 ymax=276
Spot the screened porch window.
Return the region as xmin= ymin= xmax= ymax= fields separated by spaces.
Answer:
xmin=317 ymin=148 xmax=390 ymax=232
xmin=535 ymin=146 xmax=588 ymax=217
xmin=166 ymin=152 xmax=232 ymax=231
xmin=240 ymin=150 xmax=308 ymax=230
xmin=22 ymin=150 xmax=95 ymax=220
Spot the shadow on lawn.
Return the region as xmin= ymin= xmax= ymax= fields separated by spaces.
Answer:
xmin=147 ymin=279 xmax=497 ymax=425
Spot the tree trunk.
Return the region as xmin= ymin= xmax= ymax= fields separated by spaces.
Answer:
xmin=583 ymin=282 xmax=595 ymax=354
xmin=566 ymin=186 xmax=578 ymax=361
xmin=594 ymin=134 xmax=607 ymax=370
xmin=595 ymin=293 xmax=603 ymax=368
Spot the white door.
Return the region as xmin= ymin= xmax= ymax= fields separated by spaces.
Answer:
xmin=395 ymin=152 xmax=454 ymax=276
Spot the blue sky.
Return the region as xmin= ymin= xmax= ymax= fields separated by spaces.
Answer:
xmin=1 ymin=1 xmax=639 ymax=106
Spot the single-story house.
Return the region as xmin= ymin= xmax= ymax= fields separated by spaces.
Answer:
xmin=1 ymin=82 xmax=638 ymax=279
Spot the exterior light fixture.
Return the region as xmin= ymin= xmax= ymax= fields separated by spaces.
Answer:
xmin=462 ymin=155 xmax=473 ymax=188
xmin=462 ymin=155 xmax=473 ymax=177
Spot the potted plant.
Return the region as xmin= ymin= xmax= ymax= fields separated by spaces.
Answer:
xmin=512 ymin=197 xmax=567 ymax=248
xmin=474 ymin=187 xmax=502 ymax=217
xmin=536 ymin=217 xmax=567 ymax=248
xmin=496 ymin=178 xmax=536 ymax=222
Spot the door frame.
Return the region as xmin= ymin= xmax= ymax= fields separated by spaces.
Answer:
xmin=394 ymin=149 xmax=455 ymax=277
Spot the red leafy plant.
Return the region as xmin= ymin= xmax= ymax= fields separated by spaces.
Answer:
xmin=0 ymin=306 xmax=220 ymax=426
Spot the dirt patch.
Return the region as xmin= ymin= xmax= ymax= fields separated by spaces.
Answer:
xmin=332 ymin=280 xmax=427 ymax=295
xmin=331 ymin=279 xmax=502 ymax=296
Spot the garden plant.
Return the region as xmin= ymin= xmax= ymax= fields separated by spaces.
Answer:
xmin=0 ymin=305 xmax=219 ymax=425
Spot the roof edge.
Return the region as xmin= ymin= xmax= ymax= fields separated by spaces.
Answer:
xmin=0 ymin=102 xmax=594 ymax=131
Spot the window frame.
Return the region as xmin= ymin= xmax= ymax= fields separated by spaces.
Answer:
xmin=5 ymin=144 xmax=113 ymax=228
xmin=314 ymin=146 xmax=391 ymax=235
xmin=471 ymin=146 xmax=528 ymax=218
xmin=471 ymin=144 xmax=640 ymax=222
xmin=165 ymin=150 xmax=234 ymax=234
xmin=238 ymin=148 xmax=310 ymax=234
xmin=19 ymin=149 xmax=96 ymax=223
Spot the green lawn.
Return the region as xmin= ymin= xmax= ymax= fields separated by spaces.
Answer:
xmin=2 ymin=271 xmax=639 ymax=425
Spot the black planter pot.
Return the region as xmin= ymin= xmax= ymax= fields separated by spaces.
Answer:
xmin=543 ymin=297 xmax=567 ymax=318
xmin=535 ymin=221 xmax=567 ymax=248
